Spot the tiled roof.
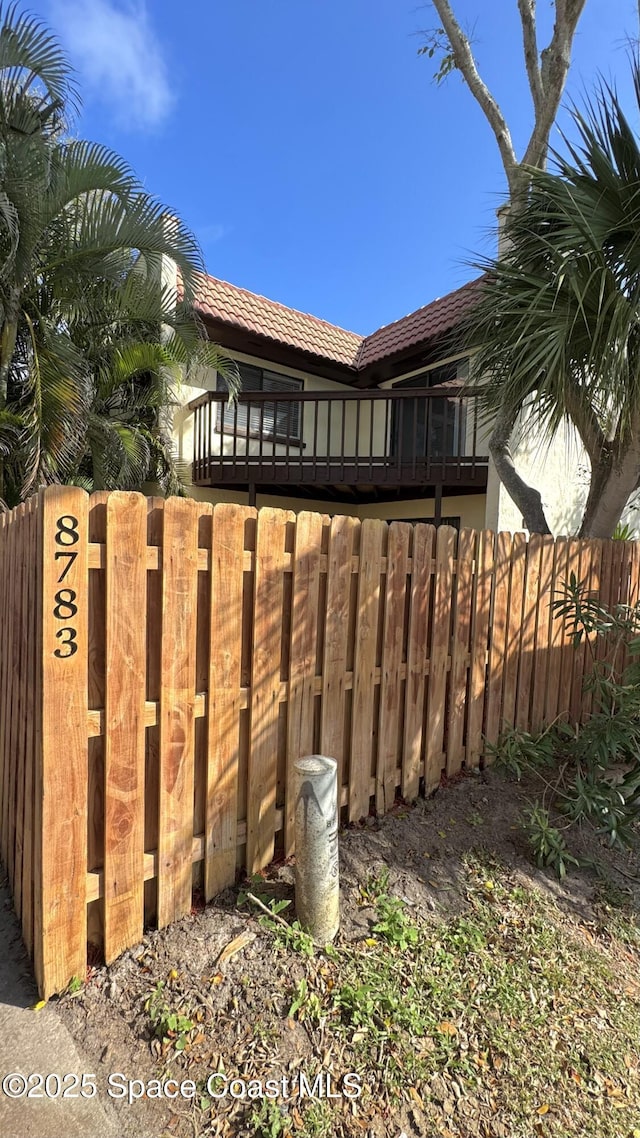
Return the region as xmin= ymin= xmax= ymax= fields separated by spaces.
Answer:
xmin=354 ymin=276 xmax=484 ymax=369
xmin=194 ymin=273 xmax=363 ymax=368
xmin=193 ymin=272 xmax=483 ymax=372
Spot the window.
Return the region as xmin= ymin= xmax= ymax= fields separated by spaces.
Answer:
xmin=217 ymin=364 xmax=303 ymax=442
xmin=392 ymin=359 xmax=468 ymax=459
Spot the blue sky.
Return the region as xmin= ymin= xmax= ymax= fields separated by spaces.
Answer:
xmin=41 ymin=0 xmax=636 ymax=334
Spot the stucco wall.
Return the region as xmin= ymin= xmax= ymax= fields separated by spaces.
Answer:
xmin=484 ymin=408 xmax=640 ymax=538
xmin=357 ymin=494 xmax=487 ymax=530
xmin=486 ymin=411 xmax=586 ymax=536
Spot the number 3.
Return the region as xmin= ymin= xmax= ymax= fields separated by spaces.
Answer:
xmin=54 ymin=628 xmax=78 ymax=658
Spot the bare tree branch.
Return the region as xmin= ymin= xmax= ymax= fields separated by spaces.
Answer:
xmin=523 ymin=0 xmax=588 ymax=169
xmin=430 ymin=0 xmax=520 ymax=195
xmin=517 ymin=0 xmax=544 ymax=115
xmin=428 ymin=0 xmax=587 ymax=180
xmin=424 ymin=3 xmax=590 ymax=532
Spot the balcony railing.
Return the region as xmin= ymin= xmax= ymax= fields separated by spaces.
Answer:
xmin=188 ymin=386 xmax=488 ymax=491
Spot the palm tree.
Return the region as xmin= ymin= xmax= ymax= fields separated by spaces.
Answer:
xmin=63 ymin=286 xmax=234 ymax=494
xmin=466 ymin=60 xmax=640 ymax=539
xmin=0 ymin=3 xmax=235 ymax=505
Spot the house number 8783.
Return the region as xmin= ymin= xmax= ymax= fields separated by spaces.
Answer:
xmin=53 ymin=514 xmax=79 ymax=658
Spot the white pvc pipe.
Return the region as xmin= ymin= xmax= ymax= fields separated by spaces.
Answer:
xmin=293 ymin=755 xmax=340 ymax=945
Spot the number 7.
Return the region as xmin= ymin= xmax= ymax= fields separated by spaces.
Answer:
xmin=55 ymin=550 xmax=78 ymax=582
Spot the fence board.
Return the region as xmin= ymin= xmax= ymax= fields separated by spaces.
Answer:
xmin=467 ymin=529 xmax=494 ymax=766
xmin=607 ymin=539 xmax=624 ymax=621
xmin=8 ymin=507 xmax=21 ymax=880
xmin=402 ymin=524 xmax=434 ymax=801
xmin=4 ymin=512 xmax=19 ymax=872
xmin=558 ymin=539 xmax=581 ymax=721
xmin=157 ymin=498 xmax=199 ymax=929
xmin=350 ymin=519 xmax=384 ymax=821
xmin=286 ymin=512 xmax=324 ymax=854
xmin=1 ymin=511 xmax=16 ymax=874
xmin=630 ymin=541 xmax=640 ymax=607
xmin=626 ymin=541 xmax=640 ymax=673
xmin=531 ymin=535 xmax=555 ymax=731
xmin=619 ymin=541 xmax=636 ymax=673
xmin=516 ymin=533 xmax=543 ymax=730
xmin=570 ymin=541 xmax=594 ymax=722
xmin=4 ymin=508 xmax=17 ymax=886
xmin=502 ymin=533 xmax=527 ymax=730
xmin=321 ymin=515 xmax=358 ymax=799
xmin=103 ymin=493 xmax=147 ymax=962
xmin=21 ymin=499 xmax=36 ymax=953
xmin=596 ymin=536 xmax=613 ymax=668
xmin=0 ymin=513 xmax=7 ymax=874
xmin=13 ymin=504 xmax=29 ymax=890
xmin=425 ymin=525 xmax=456 ymax=790
xmin=194 ymin=505 xmax=213 ymax=878
xmin=485 ymin=532 xmax=512 ymax=749
xmin=36 ymin=486 xmax=89 ymax=998
xmin=621 ymin=541 xmax=634 ymax=606
xmin=377 ymin=522 xmax=410 ymax=813
xmin=609 ymin=541 xmax=626 ymax=678
xmin=581 ymin=541 xmax=602 ymax=720
xmin=144 ymin=497 xmax=165 ymax=926
xmin=6 ymin=507 xmax=21 ymax=886
xmin=206 ymin=505 xmax=253 ymax=898
xmin=14 ymin=504 xmax=29 ymax=918
xmin=247 ymin=508 xmax=294 ymax=873
xmin=447 ymin=528 xmax=475 ymax=774
xmin=545 ymin=538 xmax=567 ymax=725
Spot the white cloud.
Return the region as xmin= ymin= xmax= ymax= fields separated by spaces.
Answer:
xmin=50 ymin=0 xmax=173 ymax=131
xmin=199 ymin=223 xmax=227 ymax=245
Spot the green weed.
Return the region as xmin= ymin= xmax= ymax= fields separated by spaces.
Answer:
xmin=144 ymin=982 xmax=194 ymax=1051
xmin=248 ymin=1097 xmax=292 ymax=1137
xmin=288 ymin=977 xmax=322 ymax=1023
xmin=523 ymin=803 xmax=581 ymax=879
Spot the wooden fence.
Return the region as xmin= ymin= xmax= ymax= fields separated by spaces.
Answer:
xmin=0 ymin=487 xmax=638 ymax=997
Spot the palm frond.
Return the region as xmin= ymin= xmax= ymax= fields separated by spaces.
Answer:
xmin=465 ymin=58 xmax=640 ymax=455
xmin=0 ymin=2 xmax=78 ymax=129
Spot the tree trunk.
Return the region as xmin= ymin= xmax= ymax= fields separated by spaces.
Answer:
xmin=0 ymin=314 xmax=17 ymax=408
xmin=488 ymin=401 xmax=552 ymax=534
xmin=578 ymin=440 xmax=640 ymax=538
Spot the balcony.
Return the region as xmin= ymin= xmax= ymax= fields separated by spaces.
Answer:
xmin=188 ymin=386 xmax=489 ymax=502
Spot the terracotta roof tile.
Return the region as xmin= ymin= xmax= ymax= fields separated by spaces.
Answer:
xmin=355 ymin=276 xmax=484 ymax=369
xmin=194 ymin=274 xmax=363 ymax=367
xmin=193 ymin=272 xmax=483 ymax=372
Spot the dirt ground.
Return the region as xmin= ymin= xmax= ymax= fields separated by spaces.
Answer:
xmin=56 ymin=768 xmax=640 ymax=1138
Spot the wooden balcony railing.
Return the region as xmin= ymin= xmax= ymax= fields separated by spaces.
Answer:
xmin=188 ymin=386 xmax=488 ymax=491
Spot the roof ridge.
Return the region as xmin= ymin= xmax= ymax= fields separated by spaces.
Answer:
xmin=199 ymin=272 xmax=364 ymax=344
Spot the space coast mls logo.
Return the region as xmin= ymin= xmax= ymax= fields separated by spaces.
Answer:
xmin=205 ymin=1071 xmax=363 ymax=1101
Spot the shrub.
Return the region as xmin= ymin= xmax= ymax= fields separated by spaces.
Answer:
xmin=489 ymin=572 xmax=640 ymax=875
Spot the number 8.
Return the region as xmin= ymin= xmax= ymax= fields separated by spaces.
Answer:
xmin=55 ymin=515 xmax=79 ymax=546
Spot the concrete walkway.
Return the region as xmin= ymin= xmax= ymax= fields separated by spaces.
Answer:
xmin=0 ymin=876 xmax=119 ymax=1138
